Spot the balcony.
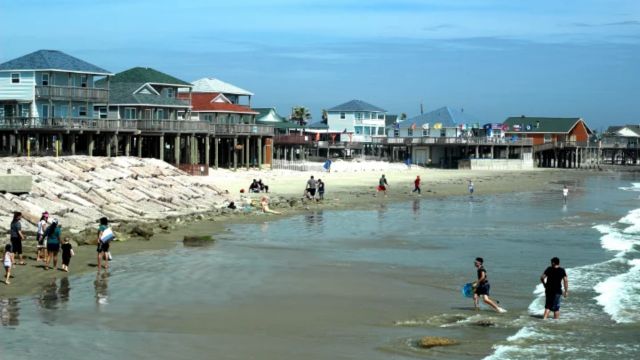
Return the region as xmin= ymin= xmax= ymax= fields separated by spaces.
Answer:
xmin=0 ymin=117 xmax=274 ymax=136
xmin=35 ymin=85 xmax=109 ymax=102
xmin=374 ymin=136 xmax=534 ymax=146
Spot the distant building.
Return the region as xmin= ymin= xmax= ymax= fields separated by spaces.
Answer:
xmin=182 ymin=92 xmax=257 ymax=124
xmin=603 ymin=125 xmax=640 ymax=148
xmin=326 ymin=99 xmax=386 ymax=143
xmin=0 ymin=49 xmax=112 ymax=120
xmin=186 ymin=77 xmax=253 ymax=106
xmin=503 ymin=116 xmax=591 ymax=145
xmin=396 ymin=106 xmax=480 ymax=138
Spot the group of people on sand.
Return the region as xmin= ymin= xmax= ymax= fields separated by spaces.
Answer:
xmin=472 ymin=256 xmax=569 ymax=319
xmin=303 ymin=175 xmax=325 ymax=201
xmin=248 ymin=179 xmax=269 ymax=193
xmin=3 ymin=211 xmax=115 ymax=285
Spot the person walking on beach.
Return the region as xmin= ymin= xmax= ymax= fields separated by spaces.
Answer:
xmin=376 ymin=174 xmax=389 ymax=197
xmin=304 ymin=175 xmax=317 ymax=200
xmin=413 ymin=175 xmax=421 ymax=195
xmin=97 ymin=217 xmax=113 ymax=271
xmin=540 ymin=257 xmax=568 ymax=319
xmin=9 ymin=212 xmax=26 ymax=265
xmin=60 ymin=237 xmax=74 ymax=272
xmin=44 ymin=219 xmax=61 ymax=270
xmin=473 ymin=257 xmax=507 ymax=313
xmin=468 ymin=180 xmax=474 ymax=197
xmin=36 ymin=211 xmax=49 ymax=262
xmin=562 ymin=185 xmax=569 ymax=204
xmin=317 ymin=179 xmax=325 ymax=200
xmin=3 ymin=244 xmax=14 ymax=285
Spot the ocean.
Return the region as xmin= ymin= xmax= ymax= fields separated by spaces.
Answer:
xmin=1 ymin=172 xmax=639 ymax=359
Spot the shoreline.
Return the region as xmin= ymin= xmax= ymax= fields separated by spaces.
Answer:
xmin=1 ymin=166 xmax=590 ymax=298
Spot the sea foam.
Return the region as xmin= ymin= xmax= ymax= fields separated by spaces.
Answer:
xmin=594 ymin=258 xmax=640 ymax=324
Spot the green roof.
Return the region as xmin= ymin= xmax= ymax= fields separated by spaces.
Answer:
xmin=99 ymin=67 xmax=190 ymax=86
xmin=503 ymin=116 xmax=589 ymax=133
xmin=106 ymin=82 xmax=190 ymax=107
xmin=255 ymin=107 xmax=288 ymax=124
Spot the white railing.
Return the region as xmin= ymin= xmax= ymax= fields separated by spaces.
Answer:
xmin=271 ymin=159 xmax=325 ymax=172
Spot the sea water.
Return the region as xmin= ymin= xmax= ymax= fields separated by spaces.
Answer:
xmin=1 ymin=173 xmax=639 ymax=359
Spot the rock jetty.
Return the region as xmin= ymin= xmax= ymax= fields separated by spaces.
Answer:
xmin=0 ymin=156 xmax=229 ymax=236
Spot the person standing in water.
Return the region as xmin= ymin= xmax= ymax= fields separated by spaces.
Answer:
xmin=473 ymin=257 xmax=507 ymax=313
xmin=540 ymin=257 xmax=568 ymax=319
xmin=562 ymin=185 xmax=569 ymax=204
xmin=3 ymin=244 xmax=14 ymax=285
xmin=468 ymin=180 xmax=474 ymax=197
xmin=412 ymin=175 xmax=421 ymax=195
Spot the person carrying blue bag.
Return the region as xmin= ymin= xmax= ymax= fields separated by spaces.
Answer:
xmin=96 ymin=217 xmax=115 ymax=271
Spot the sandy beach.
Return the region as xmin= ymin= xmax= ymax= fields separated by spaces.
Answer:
xmin=0 ymin=158 xmax=581 ymax=299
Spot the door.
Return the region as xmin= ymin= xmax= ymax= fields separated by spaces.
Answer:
xmin=144 ymin=109 xmax=152 ymax=120
xmin=42 ymin=104 xmax=49 ymax=118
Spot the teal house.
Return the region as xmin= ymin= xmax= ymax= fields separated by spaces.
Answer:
xmin=0 ymin=49 xmax=112 ymax=120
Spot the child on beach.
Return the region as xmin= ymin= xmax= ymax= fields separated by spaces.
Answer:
xmin=468 ymin=180 xmax=474 ymax=196
xmin=413 ymin=176 xmax=421 ymax=195
xmin=376 ymin=174 xmax=389 ymax=197
xmin=61 ymin=237 xmax=74 ymax=272
xmin=563 ymin=185 xmax=569 ymax=204
xmin=3 ymin=244 xmax=13 ymax=285
xmin=317 ymin=179 xmax=325 ymax=200
xmin=260 ymin=196 xmax=282 ymax=214
xmin=473 ymin=257 xmax=507 ymax=313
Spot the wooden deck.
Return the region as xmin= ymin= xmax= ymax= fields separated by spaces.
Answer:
xmin=374 ymin=136 xmax=534 ymax=146
xmin=0 ymin=117 xmax=274 ymax=137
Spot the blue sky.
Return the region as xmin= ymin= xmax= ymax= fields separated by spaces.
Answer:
xmin=1 ymin=0 xmax=638 ymax=129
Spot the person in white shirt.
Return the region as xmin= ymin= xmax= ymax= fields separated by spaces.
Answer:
xmin=563 ymin=185 xmax=569 ymax=204
xmin=36 ymin=211 xmax=49 ymax=262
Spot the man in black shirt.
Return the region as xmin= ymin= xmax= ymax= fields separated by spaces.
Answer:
xmin=540 ymin=257 xmax=569 ymax=319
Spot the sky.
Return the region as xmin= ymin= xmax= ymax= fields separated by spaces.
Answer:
xmin=1 ymin=0 xmax=638 ymax=129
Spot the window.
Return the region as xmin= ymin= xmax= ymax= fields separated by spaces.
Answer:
xmin=364 ymin=112 xmax=370 ymax=120
xmin=354 ymin=126 xmax=363 ymax=135
xmin=156 ymin=109 xmax=164 ymax=120
xmin=422 ymin=129 xmax=428 ymax=136
xmin=20 ymin=104 xmax=29 ymax=117
xmin=80 ymin=74 xmax=88 ymax=88
xmin=544 ymin=134 xmax=552 ymax=143
xmin=340 ymin=112 xmax=345 ymax=119
xmin=393 ymin=129 xmax=399 ymax=137
xmin=364 ymin=127 xmax=371 ymax=135
xmin=204 ymin=114 xmax=213 ymax=122
xmin=41 ymin=73 xmax=49 ymax=86
xmin=378 ymin=127 xmax=384 ymax=135
xmin=124 ymin=108 xmax=136 ymax=120
xmin=42 ymin=104 xmax=50 ymax=118
xmin=167 ymin=88 xmax=175 ymax=98
xmin=11 ymin=73 xmax=20 ymax=84
xmin=355 ymin=112 xmax=362 ymax=120
xmin=408 ymin=128 xmax=413 ymax=136
xmin=440 ymin=129 xmax=446 ymax=137
xmin=98 ymin=107 xmax=107 ymax=119
xmin=79 ymin=106 xmax=87 ymax=117
xmin=378 ymin=114 xmax=384 ymax=120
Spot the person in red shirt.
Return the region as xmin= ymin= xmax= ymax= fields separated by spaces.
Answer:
xmin=412 ymin=176 xmax=421 ymax=195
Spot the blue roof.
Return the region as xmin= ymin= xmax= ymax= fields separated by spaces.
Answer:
xmin=0 ymin=50 xmax=111 ymax=75
xmin=327 ymin=99 xmax=386 ymax=112
xmin=399 ymin=106 xmax=482 ymax=129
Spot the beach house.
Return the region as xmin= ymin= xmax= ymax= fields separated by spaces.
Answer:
xmin=95 ymin=67 xmax=191 ymax=122
xmin=178 ymin=77 xmax=271 ymax=168
xmin=601 ymin=125 xmax=640 ymax=165
xmin=325 ymin=99 xmax=387 ymax=157
xmin=503 ymin=116 xmax=594 ymax=168
xmin=0 ymin=50 xmax=112 ymax=120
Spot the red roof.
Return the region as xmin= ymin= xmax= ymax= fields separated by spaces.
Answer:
xmin=179 ymin=92 xmax=258 ymax=114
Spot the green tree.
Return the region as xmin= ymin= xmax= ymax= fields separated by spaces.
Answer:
xmin=291 ymin=106 xmax=312 ymax=126
xmin=321 ymin=109 xmax=328 ymax=124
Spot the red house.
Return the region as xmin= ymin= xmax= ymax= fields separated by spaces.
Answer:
xmin=503 ymin=116 xmax=592 ymax=146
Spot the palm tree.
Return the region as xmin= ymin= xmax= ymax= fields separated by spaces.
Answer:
xmin=290 ymin=106 xmax=312 ymax=126
xmin=321 ymin=109 xmax=328 ymax=124
xmin=400 ymin=113 xmax=407 ymax=121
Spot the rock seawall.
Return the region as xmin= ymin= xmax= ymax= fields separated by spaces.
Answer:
xmin=0 ymin=156 xmax=229 ymax=236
